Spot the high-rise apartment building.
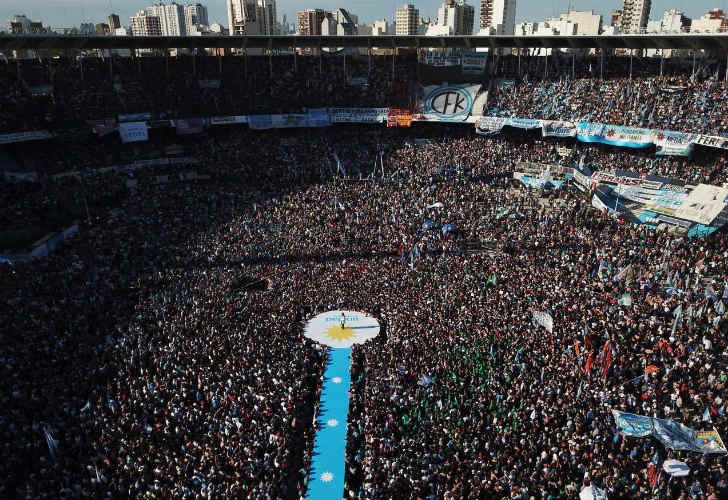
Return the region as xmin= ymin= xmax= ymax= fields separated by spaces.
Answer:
xmin=479 ymin=0 xmax=516 ymax=35
xmin=184 ymin=4 xmax=209 ymax=33
xmin=130 ymin=11 xmax=163 ymax=36
xmin=228 ymin=0 xmax=277 ymax=35
xmin=436 ymin=0 xmax=474 ymax=35
xmin=395 ymin=4 xmax=420 ymax=35
xmin=297 ymin=8 xmax=326 ymax=35
xmin=620 ymin=0 xmax=651 ymax=33
xmin=146 ymin=3 xmax=187 ymax=36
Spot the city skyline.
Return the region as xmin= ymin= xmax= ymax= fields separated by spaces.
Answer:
xmin=1 ymin=0 xmax=726 ymax=30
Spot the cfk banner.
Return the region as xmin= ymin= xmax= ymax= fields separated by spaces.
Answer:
xmin=418 ymin=84 xmax=482 ymax=122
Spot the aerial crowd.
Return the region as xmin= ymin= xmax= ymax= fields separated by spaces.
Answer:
xmin=0 ymin=54 xmax=726 ymax=499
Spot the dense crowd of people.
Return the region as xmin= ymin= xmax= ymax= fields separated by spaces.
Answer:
xmin=1 ymin=54 xmax=727 ymax=499
xmin=486 ymin=76 xmax=728 ymax=135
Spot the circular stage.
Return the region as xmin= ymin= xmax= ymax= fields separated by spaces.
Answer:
xmin=303 ymin=310 xmax=380 ymax=348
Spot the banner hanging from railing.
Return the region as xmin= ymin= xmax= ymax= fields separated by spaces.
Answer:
xmin=541 ymin=120 xmax=577 ymax=138
xmin=577 ymin=123 xmax=653 ymax=148
xmin=307 ymin=108 xmax=332 ymax=128
xmin=504 ymin=117 xmax=540 ymax=130
xmin=174 ymin=118 xmax=205 ymax=135
xmin=652 ymin=130 xmax=698 ymax=157
xmin=118 ymin=121 xmax=149 ymax=143
xmin=475 ymin=116 xmax=506 ymax=136
xmin=695 ymin=134 xmax=728 ymax=150
xmin=329 ymin=108 xmax=389 ymax=124
xmin=417 ymin=84 xmax=483 ymax=122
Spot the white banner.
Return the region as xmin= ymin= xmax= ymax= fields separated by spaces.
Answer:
xmin=695 ymin=134 xmax=728 ymax=150
xmin=330 ymin=108 xmax=390 ymax=124
xmin=118 ymin=122 xmax=149 ymax=143
xmin=652 ymin=130 xmax=698 ymax=157
xmin=542 ymin=120 xmax=577 ymax=138
xmin=475 ymin=116 xmax=506 ymax=135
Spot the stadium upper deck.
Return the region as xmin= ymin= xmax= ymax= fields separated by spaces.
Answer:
xmin=2 ymin=34 xmax=728 ymax=51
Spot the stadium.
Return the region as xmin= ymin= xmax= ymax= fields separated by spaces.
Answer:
xmin=1 ymin=33 xmax=728 ymax=499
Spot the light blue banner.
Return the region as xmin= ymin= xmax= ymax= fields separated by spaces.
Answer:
xmin=307 ymin=108 xmax=332 ymax=128
xmin=506 ymin=117 xmax=541 ymax=130
xmin=577 ymin=123 xmax=653 ymax=148
xmin=652 ymin=417 xmax=697 ymax=451
xmin=307 ymin=348 xmax=352 ymax=500
xmin=612 ymin=410 xmax=654 ymax=437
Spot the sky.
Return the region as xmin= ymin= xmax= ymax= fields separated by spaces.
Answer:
xmin=0 ymin=0 xmax=726 ymax=29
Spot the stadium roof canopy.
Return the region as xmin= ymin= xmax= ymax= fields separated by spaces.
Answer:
xmin=2 ymin=34 xmax=728 ymax=51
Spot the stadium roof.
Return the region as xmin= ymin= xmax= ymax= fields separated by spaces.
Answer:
xmin=2 ymin=34 xmax=728 ymax=51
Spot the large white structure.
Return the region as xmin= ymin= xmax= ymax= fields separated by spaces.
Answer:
xmin=621 ymin=0 xmax=651 ymax=33
xmin=690 ymin=9 xmax=727 ymax=33
xmin=145 ymin=3 xmax=186 ymax=36
xmin=395 ymin=4 xmax=420 ymax=36
xmin=435 ymin=0 xmax=474 ymax=35
xmin=228 ymin=0 xmax=277 ymax=36
xmin=479 ymin=0 xmax=516 ymax=35
xmin=184 ymin=4 xmax=209 ymax=34
xmin=371 ymin=19 xmax=390 ymax=35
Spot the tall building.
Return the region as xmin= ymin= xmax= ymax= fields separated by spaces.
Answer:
xmin=185 ymin=4 xmax=209 ymax=33
xmin=258 ymin=0 xmax=278 ymax=35
xmin=228 ymin=0 xmax=277 ymax=35
xmin=145 ymin=3 xmax=186 ymax=36
xmin=435 ymin=0 xmax=474 ymax=35
xmin=108 ymin=13 xmax=121 ymax=30
xmin=620 ymin=0 xmax=651 ymax=33
xmin=610 ymin=10 xmax=623 ymax=29
xmin=130 ymin=11 xmax=163 ymax=36
xmin=479 ymin=0 xmax=516 ymax=35
xmin=297 ymin=9 xmax=326 ymax=35
xmin=646 ymin=9 xmax=689 ymax=33
xmin=395 ymin=4 xmax=419 ymax=35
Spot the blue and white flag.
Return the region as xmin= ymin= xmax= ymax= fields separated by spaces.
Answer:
xmin=43 ymin=425 xmax=59 ymax=463
xmin=332 ymin=152 xmax=346 ymax=175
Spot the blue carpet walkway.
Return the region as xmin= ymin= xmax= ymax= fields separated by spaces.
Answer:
xmin=306 ymin=347 xmax=352 ymax=500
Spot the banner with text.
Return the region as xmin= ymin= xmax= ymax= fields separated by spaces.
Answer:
xmin=577 ymin=123 xmax=653 ymax=148
xmin=506 ymin=117 xmax=542 ymax=130
xmin=330 ymin=108 xmax=389 ymax=124
xmin=417 ymin=84 xmax=483 ymax=122
xmin=652 ymin=130 xmax=697 ymax=157
xmin=542 ymin=120 xmax=577 ymax=138
xmin=118 ymin=121 xmax=149 ymax=143
xmin=475 ymin=116 xmax=506 ymax=136
xmin=695 ymin=134 xmax=728 ymax=150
